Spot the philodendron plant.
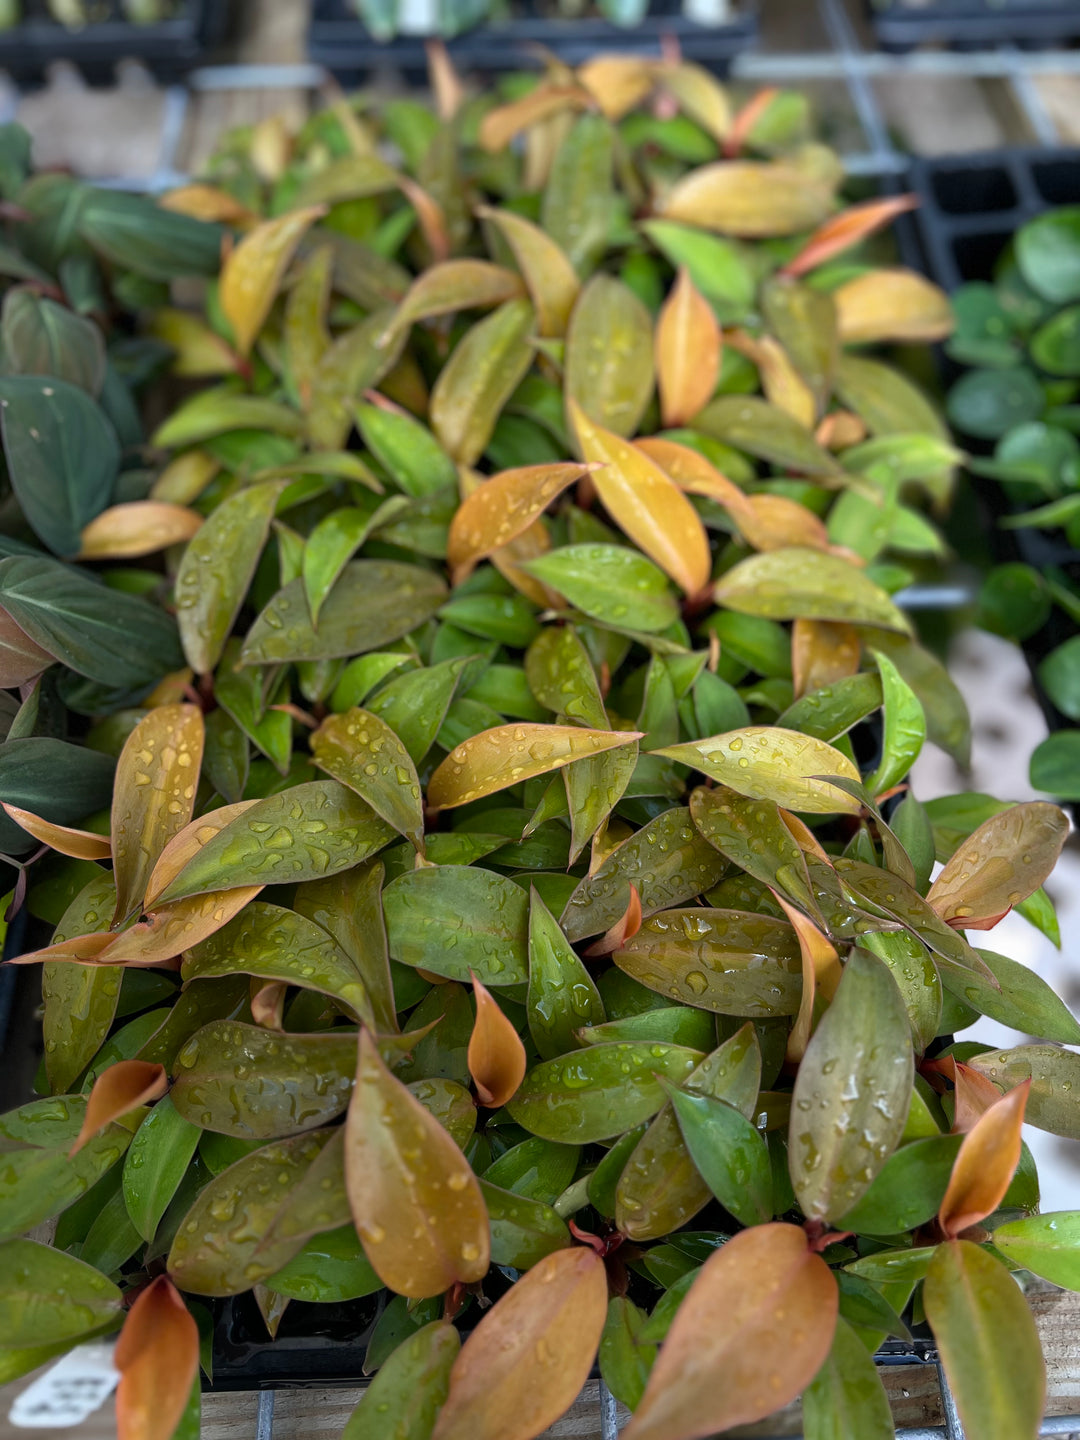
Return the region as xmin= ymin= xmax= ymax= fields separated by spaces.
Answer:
xmin=0 ymin=56 xmax=1076 ymax=1440
xmin=947 ymin=204 xmax=1080 ymax=803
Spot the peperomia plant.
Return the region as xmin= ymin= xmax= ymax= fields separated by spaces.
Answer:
xmin=0 ymin=56 xmax=1076 ymax=1440
xmin=947 ymin=204 xmax=1080 ymax=803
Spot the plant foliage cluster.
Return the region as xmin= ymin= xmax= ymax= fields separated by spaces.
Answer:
xmin=0 ymin=58 xmax=1076 ymax=1440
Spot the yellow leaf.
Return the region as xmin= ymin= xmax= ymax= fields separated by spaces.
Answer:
xmin=478 ymin=206 xmax=580 ymax=337
xmin=447 ymin=463 xmax=592 ymax=576
xmin=728 ymin=329 xmax=816 ymax=429
xmin=653 ymin=727 xmax=863 ymax=815
xmin=150 ymin=309 xmax=238 ymax=377
xmin=160 ymin=184 xmax=255 ymax=225
xmin=0 ymin=804 xmax=111 ymax=860
xmin=792 ymin=618 xmax=862 ymax=697
xmin=115 ymin=1277 xmax=199 ymax=1440
xmin=927 ymin=802 xmax=1069 ymax=930
xmin=429 ymin=723 xmax=642 ymax=810
xmin=635 ymin=435 xmax=754 ymax=519
xmin=220 ymin=205 xmax=326 ymax=358
xmin=78 ymin=502 xmax=203 ymax=560
xmin=740 ymin=495 xmax=831 ymax=553
xmin=569 ymin=399 xmax=711 ymax=596
xmin=782 ymin=194 xmax=919 ymax=278
xmin=835 ymin=269 xmax=955 ymax=345
xmin=468 ymin=974 xmax=527 ymax=1107
xmin=111 ymin=705 xmax=205 ymax=927
xmin=657 ymin=61 xmax=731 ymax=142
xmin=430 ymin=1246 xmax=608 ymax=1440
xmin=144 ymin=799 xmax=258 ymax=908
xmin=577 ymin=55 xmax=657 ymax=119
xmin=660 ymin=162 xmax=835 ymax=238
xmin=479 ymin=86 xmax=592 ymax=152
xmin=623 ymin=1224 xmax=838 ymax=1440
xmin=345 ymin=1030 xmax=489 ymax=1298
xmin=71 ymin=1060 xmax=167 ymax=1155
xmin=149 ymin=451 xmax=219 ymax=506
xmin=939 ymin=1082 xmax=1029 ymax=1238
xmin=656 ymin=267 xmax=721 ymax=427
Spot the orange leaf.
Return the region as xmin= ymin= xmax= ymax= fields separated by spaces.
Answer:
xmin=569 ymin=399 xmax=711 ymax=596
xmin=723 ymin=86 xmax=780 ymax=158
xmin=477 ymin=207 xmax=580 ymax=338
xmin=115 ymin=1277 xmax=199 ymax=1440
xmin=791 ymin=618 xmax=861 ymax=698
xmin=623 ymin=1223 xmax=838 ymax=1440
xmin=97 ymin=886 xmax=263 ymax=966
xmin=775 ymin=893 xmax=840 ymax=1064
xmin=220 ymin=205 xmax=326 ymax=357
xmin=782 ymin=194 xmax=919 ymax=278
xmin=430 ymin=1246 xmax=608 ymax=1440
xmin=938 ymin=1080 xmax=1030 ymax=1239
xmin=815 ymin=410 xmax=866 ymax=450
xmin=160 ymin=184 xmax=255 ymax=225
xmin=740 ymin=494 xmax=831 ymax=553
xmin=78 ymin=502 xmax=203 ymax=560
xmin=0 ymin=804 xmax=111 ymax=860
xmin=426 ymin=39 xmax=463 ymax=121
xmin=71 ymin=1060 xmax=168 ymax=1155
xmin=396 ymin=175 xmax=450 ymax=264
xmin=656 ymin=268 xmax=721 ymax=428
xmin=468 ymin=974 xmax=527 ymax=1107
xmin=7 ymin=931 xmax=116 ymax=966
xmin=345 ymin=1029 xmax=489 ymax=1298
xmin=634 ymin=436 xmax=753 ymax=520
xmin=953 ymin=1060 xmax=1005 ymax=1134
xmin=727 ymin=329 xmax=816 ymax=428
xmin=251 ymin=979 xmax=287 ymax=1030
xmin=478 ymin=86 xmax=592 ymax=152
xmin=447 ymin=463 xmax=593 ymax=577
xmin=926 ymin=802 xmax=1069 ymax=930
xmin=584 ymin=883 xmax=642 ymax=957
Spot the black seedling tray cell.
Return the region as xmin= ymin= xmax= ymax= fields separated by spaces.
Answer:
xmin=308 ymin=0 xmax=757 ymax=85
xmin=907 ymin=146 xmax=1080 ymax=750
xmin=865 ymin=0 xmax=1080 ymax=53
xmin=0 ymin=0 xmax=230 ymax=87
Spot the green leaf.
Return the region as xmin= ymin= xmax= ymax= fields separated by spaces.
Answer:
xmin=341 ymin=1321 xmax=460 ymax=1440
xmin=835 ymin=1134 xmax=961 ymax=1235
xmin=0 ymin=1239 xmax=122 ymax=1347
xmin=542 ymin=114 xmax=614 ymax=277
xmin=640 ymin=220 xmax=755 ymax=318
xmin=866 ymin=649 xmax=925 ymax=796
xmin=802 ymin=1316 xmax=895 ymax=1440
xmin=294 ymin=863 xmax=398 ymax=1035
xmin=696 ymin=395 xmax=840 ymax=475
xmin=565 ymin=274 xmax=654 ymax=437
xmin=264 ymin=1224 xmax=382 ymax=1302
xmin=527 ymin=887 xmax=604 ymax=1060
xmin=947 ymin=367 xmax=1045 ymax=441
xmin=941 ymin=949 xmax=1080 ymax=1045
xmin=715 ymin=548 xmax=911 ymax=633
xmin=507 ymin=1043 xmax=704 ymax=1143
xmin=152 ymin=389 xmax=304 ymax=448
xmin=40 ymin=869 xmax=119 ymax=1093
xmin=778 ymin=672 xmax=883 ymax=743
xmin=122 ymin=1096 xmax=202 ymax=1243
xmin=862 ymin=628 xmax=971 ymax=769
xmin=479 ymin=1180 xmax=571 ymax=1269
xmin=600 ymin=1297 xmax=657 ymax=1412
xmin=384 ymin=865 xmax=530 ymax=985
xmin=861 ymin=930 xmax=942 ymax=1055
xmin=1030 ymin=730 xmax=1080 ymax=800
xmin=78 ymin=188 xmax=223 ymax=280
xmin=993 ymin=1211 xmax=1080 ymax=1291
xmin=1031 ymin=305 xmax=1080 ymax=376
xmin=356 ymin=402 xmax=457 ymax=499
xmin=242 ymin=561 xmax=447 ymax=666
xmin=430 ymin=299 xmax=535 ymax=467
xmin=690 ymin=785 xmax=817 ymax=919
xmin=0 ymin=376 xmax=117 ymax=557
xmin=968 ymin=1045 xmax=1080 ymax=1140
xmin=0 ymin=555 xmax=182 ymax=689
xmin=366 ymin=658 xmax=465 ymax=765
xmin=158 ymin=780 xmax=394 ymax=902
xmin=482 ymin=1136 xmax=579 ymax=1204
xmin=1038 ymin=636 xmax=1080 ymax=721
xmin=1 ymin=289 xmax=105 ymax=394
xmin=1017 ymin=207 xmax=1080 ymax=304
xmin=523 ymin=544 xmax=679 ymax=634
xmin=664 ymin=1082 xmax=773 ymax=1227
xmin=924 ymin=1240 xmax=1045 ymax=1440
xmin=655 ymin=727 xmax=863 ymax=815
xmin=312 ymin=708 xmax=424 ymax=852
xmin=171 ymin=1022 xmax=357 ymax=1139
xmin=789 ymin=948 xmax=914 ymax=1223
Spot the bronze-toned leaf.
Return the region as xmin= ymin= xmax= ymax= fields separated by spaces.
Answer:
xmin=447 ymin=463 xmax=592 ymax=578
xmin=939 ymin=1082 xmax=1030 ymax=1238
xmin=78 ymin=502 xmax=202 ymax=560
xmin=0 ymin=805 xmax=111 ymax=860
xmin=835 ymin=269 xmax=954 ymax=345
xmin=660 ymin=162 xmax=835 ymax=238
xmin=220 ymin=205 xmax=325 ymax=357
xmin=655 ymin=726 xmax=863 ymax=815
xmin=114 ymin=1276 xmax=198 ymax=1440
xmin=71 ymin=1060 xmax=167 ymax=1155
xmin=782 ymin=195 xmax=919 ymax=277
xmin=428 ymin=723 xmax=642 ymax=810
xmin=656 ymin=267 xmax=721 ymax=428
xmin=468 ymin=975 xmax=527 ymax=1107
xmin=312 ymin=708 xmax=424 ymax=852
xmin=384 ymin=260 xmax=526 ymax=342
xmin=478 ymin=207 xmax=580 ymax=337
xmin=927 ymin=803 xmax=1069 ymax=929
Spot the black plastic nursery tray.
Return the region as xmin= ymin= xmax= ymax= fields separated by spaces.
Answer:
xmin=0 ymin=0 xmax=230 ymax=86
xmin=866 ymin=0 xmax=1080 ymax=53
xmin=308 ymin=0 xmax=758 ymax=85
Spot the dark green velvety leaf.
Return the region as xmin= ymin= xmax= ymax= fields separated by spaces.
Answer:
xmin=1 ymin=289 xmax=105 ymax=395
xmin=171 ymin=1022 xmax=357 ymax=1139
xmin=0 ymin=376 xmax=118 ymax=557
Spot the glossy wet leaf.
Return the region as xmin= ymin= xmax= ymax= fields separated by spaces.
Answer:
xmin=927 ymin=802 xmax=1069 ymax=929
xmin=72 ymin=1059 xmax=167 ymax=1154
xmin=0 ymin=1236 xmax=118 ymax=1350
xmin=345 ymin=1030 xmax=488 ymax=1298
xmin=861 ymin=930 xmax=942 ymax=1055
xmin=834 ymin=1134 xmax=960 ymax=1235
xmin=115 ymin=1275 xmax=199 ymax=1440
xmin=157 ymin=780 xmax=394 ymax=902
xmin=715 ymin=547 xmax=910 ymax=633
xmin=569 ymin=400 xmax=711 ymax=596
xmin=175 ymin=480 xmax=285 ymax=675
xmin=622 ymin=1224 xmax=838 ymax=1440
xmin=993 ymin=1211 xmax=1080 ymax=1291
xmin=220 ymin=206 xmax=325 ymax=357
xmin=947 ymin=948 xmax=1080 ymax=1046
xmin=293 ymin=864 xmax=397 ymax=1035
xmin=429 ymin=721 xmax=640 ymax=810
xmin=448 ymin=463 xmax=589 ymax=579
xmin=262 ymin=1223 xmax=381 ymax=1303
xmin=183 ymin=903 xmax=370 ymax=1020
xmin=527 ymin=888 xmax=604 ymax=1060
xmin=111 ymin=704 xmax=204 ymax=924
xmin=939 ymin=1082 xmax=1029 ymax=1238
xmin=664 ymin=1082 xmax=772 ymax=1226
xmin=242 ymin=560 xmax=446 ymax=667
xmin=760 ymin=276 xmax=838 ymax=416
xmin=924 ymin=1239 xmax=1045 ymax=1440
xmin=697 ymin=395 xmax=839 ymax=477
xmin=122 ymin=1096 xmax=201 ymax=1243
xmin=311 ymin=708 xmax=423 ymax=852
xmin=171 ymin=1021 xmax=358 ymax=1139
xmin=541 ymin=113 xmax=615 ymax=277
xmin=523 ymin=543 xmax=679 ymax=633
xmin=789 ymin=948 xmax=914 ymax=1223
xmin=690 ymin=785 xmax=817 ymax=918
xmin=802 ymin=1316 xmax=895 ymax=1440
xmin=561 ymin=808 xmax=728 ymax=941
xmin=430 ymin=1245 xmax=607 ymax=1440
xmin=866 ymin=649 xmax=925 ymax=797
xmin=341 ymin=1320 xmax=460 ymax=1440
xmin=565 ymin=739 xmax=639 ymax=864
xmin=430 ymin=299 xmax=535 ymax=466
xmin=478 ymin=207 xmax=579 ymax=338
xmin=656 ymin=726 xmax=863 ymax=815
xmin=384 ymin=866 xmax=529 ymax=985
xmin=565 ymin=275 xmax=654 ymax=438
xmin=468 ymin=975 xmax=526 ymax=1108
xmin=507 ymin=1043 xmax=703 ymax=1143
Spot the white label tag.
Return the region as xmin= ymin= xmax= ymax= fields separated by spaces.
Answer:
xmin=9 ymin=1342 xmax=120 ymax=1430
